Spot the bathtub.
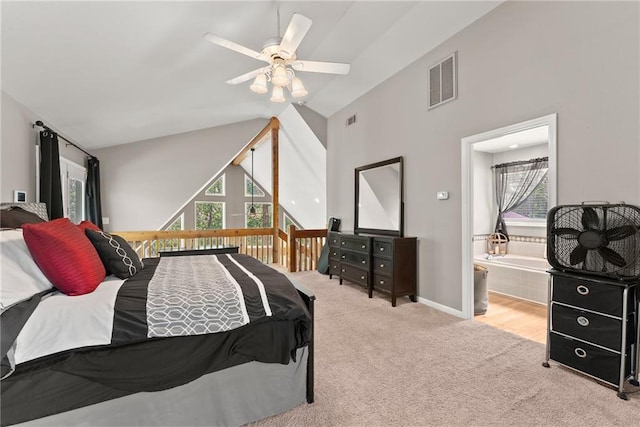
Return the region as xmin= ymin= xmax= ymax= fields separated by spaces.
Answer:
xmin=474 ymin=254 xmax=550 ymax=304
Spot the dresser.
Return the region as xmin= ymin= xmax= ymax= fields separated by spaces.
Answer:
xmin=543 ymin=270 xmax=639 ymax=400
xmin=328 ymin=231 xmax=417 ymax=307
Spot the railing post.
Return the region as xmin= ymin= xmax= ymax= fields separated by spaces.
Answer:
xmin=287 ymin=224 xmax=297 ymax=272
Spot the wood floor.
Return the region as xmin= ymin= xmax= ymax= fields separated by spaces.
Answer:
xmin=474 ymin=292 xmax=547 ymax=344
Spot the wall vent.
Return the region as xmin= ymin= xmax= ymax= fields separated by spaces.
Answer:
xmin=428 ymin=52 xmax=457 ymax=109
xmin=346 ymin=114 xmax=357 ymax=126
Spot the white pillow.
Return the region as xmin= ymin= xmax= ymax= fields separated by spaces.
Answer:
xmin=0 ymin=229 xmax=53 ymax=311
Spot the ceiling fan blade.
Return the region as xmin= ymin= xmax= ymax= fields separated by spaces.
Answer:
xmin=279 ymin=14 xmax=312 ymax=59
xmin=569 ymin=245 xmax=588 ymax=266
xmin=291 ymin=60 xmax=350 ymax=75
xmin=226 ymin=67 xmax=267 ymax=85
xmin=598 ymin=246 xmax=627 ymax=267
xmin=203 ymin=33 xmax=269 ymax=62
xmin=581 ymin=207 xmax=600 ymax=230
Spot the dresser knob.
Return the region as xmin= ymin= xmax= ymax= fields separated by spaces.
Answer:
xmin=360 ymin=275 xmax=365 ymax=280
xmin=577 ymin=316 xmax=590 ymax=327
xmin=361 ymin=260 xmax=366 ymax=264
xmin=379 ymin=247 xmax=385 ymax=252
xmin=341 ymin=255 xmax=345 ymax=259
xmin=576 ymin=285 xmax=589 ymax=295
xmin=574 ymin=348 xmax=587 ymax=358
xmin=341 ymin=241 xmax=345 ymax=245
xmin=380 ymin=263 xmax=385 ymax=268
xmin=342 ymin=269 xmax=346 ymax=272
xmin=361 ymin=244 xmax=366 ymax=249
xmin=379 ymin=280 xmax=385 ymax=285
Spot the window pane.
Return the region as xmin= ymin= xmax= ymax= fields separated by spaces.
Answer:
xmin=195 ymin=202 xmax=224 ymax=229
xmin=504 ymin=174 xmax=548 ymax=220
xmin=68 ymin=178 xmax=84 ymax=224
xmin=245 ymin=175 xmax=266 ymax=197
xmin=205 ymin=175 xmax=225 ymax=195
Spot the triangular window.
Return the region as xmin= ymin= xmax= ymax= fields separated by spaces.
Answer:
xmin=205 ymin=175 xmax=225 ymax=196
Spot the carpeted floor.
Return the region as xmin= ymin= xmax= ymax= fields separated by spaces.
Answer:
xmin=250 ymin=270 xmax=639 ymax=427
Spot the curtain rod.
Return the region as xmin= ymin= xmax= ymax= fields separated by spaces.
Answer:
xmin=32 ymin=120 xmax=94 ymax=158
xmin=492 ymin=156 xmax=548 ymax=169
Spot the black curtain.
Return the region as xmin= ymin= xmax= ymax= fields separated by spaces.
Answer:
xmin=493 ymin=157 xmax=548 ymax=240
xmin=86 ymin=156 xmax=103 ymax=229
xmin=39 ymin=131 xmax=64 ymax=220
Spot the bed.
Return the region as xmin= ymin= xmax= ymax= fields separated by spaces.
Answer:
xmin=0 ymin=207 xmax=314 ymax=426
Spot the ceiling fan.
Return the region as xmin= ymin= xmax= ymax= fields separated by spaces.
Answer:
xmin=203 ymin=13 xmax=350 ymax=101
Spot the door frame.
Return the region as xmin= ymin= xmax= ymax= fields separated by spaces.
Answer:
xmin=460 ymin=114 xmax=557 ymax=319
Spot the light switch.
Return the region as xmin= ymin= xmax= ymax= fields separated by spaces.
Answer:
xmin=436 ymin=191 xmax=449 ymax=200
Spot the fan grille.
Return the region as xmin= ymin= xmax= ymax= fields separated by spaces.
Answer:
xmin=547 ymin=204 xmax=640 ymax=280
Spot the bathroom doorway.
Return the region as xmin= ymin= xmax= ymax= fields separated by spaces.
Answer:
xmin=460 ymin=114 xmax=557 ymax=341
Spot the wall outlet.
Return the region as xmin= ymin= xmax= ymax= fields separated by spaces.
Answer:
xmin=102 ymin=217 xmax=110 ymax=225
xmin=436 ymin=191 xmax=449 ymax=200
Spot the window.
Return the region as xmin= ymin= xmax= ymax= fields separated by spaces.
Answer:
xmin=245 ymin=174 xmax=265 ymax=197
xmin=504 ymin=173 xmax=548 ymax=223
xmin=283 ymin=213 xmax=299 ymax=231
xmin=195 ymin=201 xmax=225 ymax=229
xmin=205 ymin=175 xmax=225 ymax=196
xmin=166 ymin=214 xmax=184 ymax=231
xmin=60 ymin=158 xmax=86 ymax=224
xmin=245 ymin=202 xmax=272 ymax=228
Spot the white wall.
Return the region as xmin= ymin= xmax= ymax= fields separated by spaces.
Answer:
xmin=2 ymin=90 xmax=92 ymax=203
xmin=93 ymin=119 xmax=266 ymax=232
xmin=326 ymin=1 xmax=639 ymax=312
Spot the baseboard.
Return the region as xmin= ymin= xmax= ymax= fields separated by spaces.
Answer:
xmin=418 ymin=296 xmax=465 ymax=319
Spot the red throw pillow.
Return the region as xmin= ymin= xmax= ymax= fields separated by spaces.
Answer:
xmin=77 ymin=220 xmax=101 ymax=233
xmin=23 ymin=218 xmax=106 ymax=295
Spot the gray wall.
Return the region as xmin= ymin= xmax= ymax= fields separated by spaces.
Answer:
xmin=326 ymin=1 xmax=639 ymax=312
xmin=93 ymin=119 xmax=266 ymax=232
xmin=2 ymin=90 xmax=92 ymax=203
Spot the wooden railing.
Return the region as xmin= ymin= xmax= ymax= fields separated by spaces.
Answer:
xmin=115 ymin=226 xmax=327 ymax=272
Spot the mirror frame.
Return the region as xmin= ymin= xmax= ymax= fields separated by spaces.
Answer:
xmin=354 ymin=156 xmax=404 ymax=237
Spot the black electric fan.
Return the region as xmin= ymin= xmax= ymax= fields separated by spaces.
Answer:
xmin=547 ymin=203 xmax=640 ymax=280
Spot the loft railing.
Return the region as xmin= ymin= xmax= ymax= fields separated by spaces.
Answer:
xmin=115 ymin=226 xmax=327 ymax=273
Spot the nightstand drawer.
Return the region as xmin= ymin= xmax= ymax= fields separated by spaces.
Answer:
xmin=373 ymin=256 xmax=393 ymax=274
xmin=373 ymin=273 xmax=392 ymax=291
xmin=341 ymin=250 xmax=369 ymax=268
xmin=551 ymin=304 xmax=633 ymax=351
xmin=552 ymin=275 xmax=629 ymax=317
xmin=341 ymin=264 xmax=368 ymax=286
xmin=549 ymin=333 xmax=631 ymax=386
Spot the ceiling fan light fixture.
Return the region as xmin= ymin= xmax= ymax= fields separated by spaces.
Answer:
xmin=290 ymin=76 xmax=308 ymax=98
xmin=249 ymin=73 xmax=268 ymax=93
xmin=270 ymin=85 xmax=286 ymax=102
xmin=271 ymin=65 xmax=289 ymax=87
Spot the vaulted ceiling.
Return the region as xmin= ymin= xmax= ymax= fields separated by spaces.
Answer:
xmin=1 ymin=1 xmax=501 ymax=149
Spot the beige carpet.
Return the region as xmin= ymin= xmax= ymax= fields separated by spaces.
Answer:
xmin=251 ymin=270 xmax=639 ymax=427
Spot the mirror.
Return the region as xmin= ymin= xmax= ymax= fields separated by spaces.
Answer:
xmin=355 ymin=156 xmax=404 ymax=236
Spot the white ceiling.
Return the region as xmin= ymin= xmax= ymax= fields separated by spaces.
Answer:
xmin=1 ymin=1 xmax=502 ymax=150
xmin=473 ymin=125 xmax=549 ymax=153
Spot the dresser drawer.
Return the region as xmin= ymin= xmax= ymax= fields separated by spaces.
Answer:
xmin=373 ymin=256 xmax=393 ymax=274
xmin=328 ymin=232 xmax=341 ymax=248
xmin=549 ymin=333 xmax=631 ymax=386
xmin=341 ymin=264 xmax=368 ymax=286
xmin=551 ymin=304 xmax=633 ymax=351
xmin=341 ymin=250 xmax=369 ymax=268
xmin=373 ymin=273 xmax=393 ymax=291
xmin=329 ymin=261 xmax=341 ymax=275
xmin=329 ymin=248 xmax=340 ymax=261
xmin=552 ymin=275 xmax=630 ymax=317
xmin=340 ymin=235 xmax=370 ymax=252
xmin=372 ymin=239 xmax=393 ymax=258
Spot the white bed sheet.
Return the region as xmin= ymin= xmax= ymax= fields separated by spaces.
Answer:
xmin=14 ymin=277 xmax=124 ymax=365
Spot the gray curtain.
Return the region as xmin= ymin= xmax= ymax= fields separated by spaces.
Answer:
xmin=86 ymin=157 xmax=103 ymax=229
xmin=39 ymin=131 xmax=64 ymax=219
xmin=493 ymin=157 xmax=548 ymax=240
